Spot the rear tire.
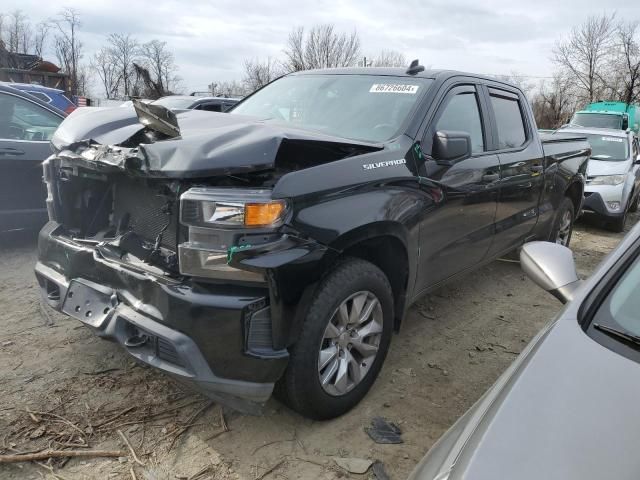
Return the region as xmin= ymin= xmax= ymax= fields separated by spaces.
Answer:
xmin=275 ymin=257 xmax=394 ymax=420
xmin=549 ymin=197 xmax=575 ymax=247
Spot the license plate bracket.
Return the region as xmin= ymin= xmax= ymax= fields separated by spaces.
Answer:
xmin=62 ymin=279 xmax=117 ymax=328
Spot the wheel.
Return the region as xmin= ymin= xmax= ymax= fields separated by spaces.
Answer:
xmin=610 ymin=206 xmax=629 ymax=233
xmin=549 ymin=197 xmax=575 ymax=247
xmin=276 ymin=257 xmax=394 ymax=420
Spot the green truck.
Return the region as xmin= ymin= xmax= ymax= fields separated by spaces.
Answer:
xmin=570 ymin=101 xmax=640 ymax=133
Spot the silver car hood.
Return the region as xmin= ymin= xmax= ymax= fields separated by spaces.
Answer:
xmin=586 ymin=158 xmax=630 ymax=176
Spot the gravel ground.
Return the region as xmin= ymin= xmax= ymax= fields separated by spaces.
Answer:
xmin=0 ymin=214 xmax=635 ymax=480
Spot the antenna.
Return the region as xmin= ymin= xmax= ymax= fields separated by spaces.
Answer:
xmin=406 ymin=59 xmax=425 ymax=75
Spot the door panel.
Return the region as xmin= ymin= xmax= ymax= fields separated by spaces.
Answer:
xmin=0 ymin=92 xmax=63 ymax=231
xmin=415 ymin=84 xmax=500 ymax=291
xmin=485 ymin=87 xmax=545 ymax=256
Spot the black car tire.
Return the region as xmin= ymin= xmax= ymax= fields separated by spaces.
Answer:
xmin=275 ymin=257 xmax=394 ymax=420
xmin=549 ymin=197 xmax=575 ymax=247
xmin=611 ymin=208 xmax=628 ymax=233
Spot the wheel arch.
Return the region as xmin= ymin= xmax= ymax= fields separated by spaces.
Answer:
xmin=564 ymin=180 xmax=584 ymax=219
xmin=327 ymin=222 xmax=412 ymax=330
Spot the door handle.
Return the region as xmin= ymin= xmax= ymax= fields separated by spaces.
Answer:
xmin=482 ymin=173 xmax=500 ymax=182
xmin=530 ymin=165 xmax=543 ymax=173
xmin=0 ymin=147 xmax=25 ymax=156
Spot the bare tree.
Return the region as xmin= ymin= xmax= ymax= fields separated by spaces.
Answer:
xmin=494 ymin=71 xmax=536 ymax=98
xmin=611 ymin=21 xmax=640 ymax=106
xmin=242 ymin=57 xmax=281 ymax=92
xmin=139 ymin=39 xmax=179 ymax=95
xmin=34 ymin=21 xmax=50 ymax=58
xmin=53 ymin=8 xmax=83 ymax=96
xmin=553 ymin=13 xmax=616 ymax=103
xmin=91 ymin=47 xmax=120 ymax=98
xmin=7 ymin=10 xmax=32 ymax=53
xmin=212 ymin=79 xmax=246 ymax=97
xmin=106 ymin=33 xmax=139 ymax=98
xmin=532 ymin=72 xmax=578 ymax=129
xmin=283 ymin=24 xmax=361 ymax=72
xmin=371 ymin=50 xmax=406 ymax=67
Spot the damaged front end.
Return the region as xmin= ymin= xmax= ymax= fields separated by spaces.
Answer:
xmin=35 ymin=102 xmax=376 ymax=412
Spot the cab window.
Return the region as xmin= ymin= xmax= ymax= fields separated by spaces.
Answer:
xmin=489 ymin=91 xmax=527 ymax=149
xmin=435 ymin=91 xmax=485 ymax=153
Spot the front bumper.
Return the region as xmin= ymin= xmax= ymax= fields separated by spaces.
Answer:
xmin=581 ymin=191 xmax=626 ymax=219
xmin=35 ymin=222 xmax=289 ymax=413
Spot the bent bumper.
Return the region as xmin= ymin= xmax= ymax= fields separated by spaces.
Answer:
xmin=35 ymin=222 xmax=289 ymax=412
xmin=581 ymin=191 xmax=626 ymax=219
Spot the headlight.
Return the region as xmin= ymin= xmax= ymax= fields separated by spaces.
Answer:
xmin=180 ymin=188 xmax=286 ymax=228
xmin=178 ymin=188 xmax=287 ymax=281
xmin=588 ymin=175 xmax=625 ymax=186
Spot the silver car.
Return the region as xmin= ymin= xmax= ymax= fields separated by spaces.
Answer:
xmin=562 ymin=127 xmax=640 ymax=231
xmin=408 ymin=224 xmax=640 ymax=480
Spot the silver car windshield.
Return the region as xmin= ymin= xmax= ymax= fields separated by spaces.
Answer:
xmin=584 ymin=133 xmax=629 ymax=161
xmin=231 ymin=75 xmax=433 ymax=143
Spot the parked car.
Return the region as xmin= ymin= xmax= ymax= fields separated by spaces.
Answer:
xmin=0 ymin=84 xmax=66 ymax=233
xmin=559 ymin=127 xmax=640 ymax=231
xmin=35 ymin=65 xmax=589 ymax=419
xmin=3 ymin=82 xmax=77 ymax=114
xmin=408 ymin=226 xmax=640 ymax=480
xmin=570 ymin=101 xmax=640 ymax=133
xmin=152 ymin=95 xmax=239 ymax=112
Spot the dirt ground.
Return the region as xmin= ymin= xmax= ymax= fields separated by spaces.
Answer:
xmin=0 ymin=215 xmax=634 ymax=480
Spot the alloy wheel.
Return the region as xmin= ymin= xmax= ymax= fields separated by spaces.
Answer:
xmin=317 ymin=291 xmax=384 ymax=396
xmin=555 ymin=210 xmax=572 ymax=246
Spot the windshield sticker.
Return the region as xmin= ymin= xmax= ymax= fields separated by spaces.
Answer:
xmin=363 ymin=159 xmax=406 ymax=170
xmin=602 ymin=137 xmax=624 ymax=142
xmin=369 ymin=84 xmax=419 ymax=94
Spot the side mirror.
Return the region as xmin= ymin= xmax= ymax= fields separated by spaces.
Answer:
xmin=622 ymin=114 xmax=629 ymax=130
xmin=635 ymin=154 xmax=640 ymax=164
xmin=432 ymin=130 xmax=472 ymax=165
xmin=520 ymin=241 xmax=581 ymax=304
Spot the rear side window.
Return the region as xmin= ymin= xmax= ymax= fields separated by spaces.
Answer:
xmin=490 ymin=92 xmax=527 ymax=149
xmin=436 ymin=91 xmax=485 ymax=153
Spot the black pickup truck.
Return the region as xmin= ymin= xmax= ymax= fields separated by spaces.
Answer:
xmin=36 ymin=65 xmax=589 ymax=419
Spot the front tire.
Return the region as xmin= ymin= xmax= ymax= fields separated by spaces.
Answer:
xmin=276 ymin=257 xmax=394 ymax=420
xmin=550 ymin=197 xmax=575 ymax=247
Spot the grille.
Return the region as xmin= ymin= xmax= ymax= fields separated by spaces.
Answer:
xmin=112 ymin=177 xmax=179 ymax=251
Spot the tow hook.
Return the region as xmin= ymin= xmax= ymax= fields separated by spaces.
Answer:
xmin=124 ymin=333 xmax=149 ymax=348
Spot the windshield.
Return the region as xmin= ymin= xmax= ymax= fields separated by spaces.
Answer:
xmin=152 ymin=97 xmax=194 ymax=109
xmin=584 ymin=133 xmax=629 ymax=161
xmin=589 ymin=251 xmax=640 ymax=362
xmin=571 ymin=112 xmax=623 ymax=130
xmin=231 ymin=74 xmax=433 ymax=142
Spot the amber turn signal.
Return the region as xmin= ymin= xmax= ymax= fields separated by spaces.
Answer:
xmin=244 ymin=201 xmax=286 ymax=227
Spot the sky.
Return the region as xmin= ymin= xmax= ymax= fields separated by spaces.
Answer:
xmin=3 ymin=0 xmax=640 ymax=95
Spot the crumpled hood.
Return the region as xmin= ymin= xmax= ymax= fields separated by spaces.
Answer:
xmin=587 ymin=158 xmax=630 ymax=177
xmin=51 ymin=106 xmax=382 ymax=178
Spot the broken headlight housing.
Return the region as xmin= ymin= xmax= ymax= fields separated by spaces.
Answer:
xmin=178 ymin=188 xmax=287 ymax=281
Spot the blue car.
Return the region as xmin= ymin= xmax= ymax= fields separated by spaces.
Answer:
xmin=2 ymin=82 xmax=76 ymax=114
